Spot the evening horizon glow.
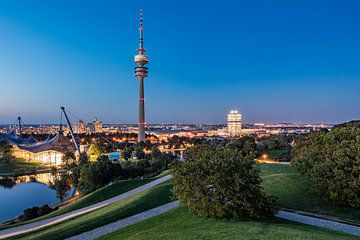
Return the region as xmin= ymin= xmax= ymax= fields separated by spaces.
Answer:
xmin=0 ymin=0 xmax=359 ymax=125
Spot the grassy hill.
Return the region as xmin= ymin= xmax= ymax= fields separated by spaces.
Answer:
xmin=260 ymin=164 xmax=360 ymax=222
xmin=98 ymin=206 xmax=357 ymax=240
xmin=9 ymin=180 xmax=173 ymax=240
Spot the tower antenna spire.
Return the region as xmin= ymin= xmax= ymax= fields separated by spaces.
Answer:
xmin=138 ymin=8 xmax=145 ymax=53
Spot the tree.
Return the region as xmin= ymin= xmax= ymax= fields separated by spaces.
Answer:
xmin=151 ymin=146 xmax=161 ymax=159
xmin=88 ymin=143 xmax=104 ymax=159
xmin=225 ymin=137 xmax=258 ymax=158
xmin=49 ymin=168 xmax=72 ymax=201
xmin=171 ymin=145 xmax=277 ymax=219
xmin=0 ymin=142 xmax=13 ymax=165
xmin=78 ymin=161 xmax=122 ymax=194
xmin=292 ymin=127 xmax=360 ymax=208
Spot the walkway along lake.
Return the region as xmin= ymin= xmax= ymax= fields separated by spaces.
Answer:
xmin=0 ymin=173 xmax=72 ymax=223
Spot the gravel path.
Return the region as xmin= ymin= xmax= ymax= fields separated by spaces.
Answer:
xmin=66 ymin=201 xmax=181 ymax=240
xmin=276 ymin=210 xmax=360 ymax=237
xmin=0 ymin=175 xmax=172 ymax=240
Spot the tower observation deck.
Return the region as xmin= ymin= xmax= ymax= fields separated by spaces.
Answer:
xmin=134 ymin=9 xmax=148 ymax=142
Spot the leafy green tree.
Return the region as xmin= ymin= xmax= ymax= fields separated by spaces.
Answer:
xmin=49 ymin=168 xmax=72 ymax=201
xmin=78 ymin=161 xmax=122 ymax=194
xmin=292 ymin=127 xmax=360 ymax=208
xmin=171 ymin=145 xmax=277 ymax=219
xmin=225 ymin=137 xmax=258 ymax=158
xmin=88 ymin=143 xmax=104 ymax=159
xmin=0 ymin=142 xmax=13 ymax=165
xmin=151 ymin=146 xmax=161 ymax=159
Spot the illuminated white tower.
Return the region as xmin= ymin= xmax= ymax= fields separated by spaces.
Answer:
xmin=227 ymin=110 xmax=242 ymax=136
xmin=134 ymin=9 xmax=149 ymax=142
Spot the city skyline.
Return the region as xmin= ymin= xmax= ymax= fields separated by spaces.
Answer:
xmin=1 ymin=1 xmax=360 ymax=124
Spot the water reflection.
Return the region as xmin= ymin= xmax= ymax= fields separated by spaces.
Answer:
xmin=0 ymin=173 xmax=71 ymax=223
xmin=0 ymin=172 xmax=54 ymax=188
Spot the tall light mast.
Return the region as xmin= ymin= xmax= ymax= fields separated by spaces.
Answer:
xmin=134 ymin=9 xmax=149 ymax=142
xmin=61 ymin=107 xmax=81 ymax=155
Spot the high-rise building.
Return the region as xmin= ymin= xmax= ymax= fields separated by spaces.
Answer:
xmin=227 ymin=110 xmax=242 ymax=136
xmin=86 ymin=123 xmax=95 ymax=135
xmin=93 ymin=118 xmax=103 ymax=133
xmin=73 ymin=120 xmax=86 ymax=134
xmin=134 ymin=9 xmax=149 ymax=142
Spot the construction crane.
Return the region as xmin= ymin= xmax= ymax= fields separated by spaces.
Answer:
xmin=61 ymin=107 xmax=81 ymax=155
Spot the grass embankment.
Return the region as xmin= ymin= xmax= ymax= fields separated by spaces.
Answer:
xmin=9 ymin=180 xmax=173 ymax=240
xmin=0 ymin=158 xmax=49 ymax=176
xmin=0 ymin=172 xmax=168 ymax=230
xmin=99 ymin=206 xmax=356 ymax=240
xmin=259 ymin=163 xmax=360 ymax=222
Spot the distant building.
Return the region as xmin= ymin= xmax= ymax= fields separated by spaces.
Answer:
xmin=227 ymin=110 xmax=242 ymax=136
xmin=85 ymin=118 xmax=103 ymax=134
xmin=86 ymin=123 xmax=95 ymax=135
xmin=93 ymin=118 xmax=103 ymax=133
xmin=0 ymin=131 xmax=75 ymax=166
xmin=73 ymin=120 xmax=87 ymax=134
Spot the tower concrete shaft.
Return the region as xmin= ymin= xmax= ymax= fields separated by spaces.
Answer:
xmin=134 ymin=9 xmax=148 ymax=142
xmin=138 ymin=77 xmax=145 ymax=142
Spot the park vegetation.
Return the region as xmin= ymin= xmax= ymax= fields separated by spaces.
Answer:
xmin=0 ymin=141 xmax=13 ymax=165
xmin=172 ymin=138 xmax=277 ymax=219
xmin=292 ymin=127 xmax=360 ymax=208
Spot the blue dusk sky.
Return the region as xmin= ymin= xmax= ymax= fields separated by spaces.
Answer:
xmin=0 ymin=0 xmax=359 ymax=124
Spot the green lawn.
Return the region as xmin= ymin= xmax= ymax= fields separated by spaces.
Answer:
xmin=268 ymin=147 xmax=290 ymax=160
xmin=99 ymin=206 xmax=356 ymax=240
xmin=259 ymin=163 xmax=360 ymax=221
xmin=0 ymin=158 xmax=49 ymax=176
xmin=0 ymin=172 xmax=168 ymax=230
xmin=9 ymin=180 xmax=174 ymax=240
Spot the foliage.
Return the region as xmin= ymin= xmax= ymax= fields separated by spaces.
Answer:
xmin=292 ymin=127 xmax=360 ymax=208
xmin=37 ymin=204 xmax=53 ymax=216
xmin=0 ymin=142 xmax=13 ymax=165
xmin=19 ymin=204 xmax=55 ymax=222
xmin=78 ymin=160 xmax=122 ymax=194
xmin=225 ymin=137 xmax=258 ymax=158
xmin=171 ymin=145 xmax=277 ymax=219
xmin=88 ymin=143 xmax=104 ymax=159
xmin=333 ymin=120 xmax=360 ymax=129
xmin=49 ymin=168 xmax=72 ymax=201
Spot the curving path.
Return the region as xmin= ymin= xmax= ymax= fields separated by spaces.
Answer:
xmin=276 ymin=210 xmax=360 ymax=237
xmin=66 ymin=201 xmax=180 ymax=240
xmin=68 ymin=203 xmax=360 ymax=240
xmin=0 ymin=174 xmax=172 ymax=240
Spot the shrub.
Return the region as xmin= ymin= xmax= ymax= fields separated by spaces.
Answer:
xmin=20 ymin=206 xmax=39 ymax=222
xmin=37 ymin=204 xmax=53 ymax=216
xmin=292 ymin=127 xmax=360 ymax=208
xmin=19 ymin=204 xmax=54 ymax=222
xmin=171 ymin=145 xmax=277 ymax=219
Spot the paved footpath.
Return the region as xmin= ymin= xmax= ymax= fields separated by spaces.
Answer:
xmin=67 ymin=201 xmax=181 ymax=240
xmin=276 ymin=210 xmax=360 ymax=237
xmin=0 ymin=175 xmax=172 ymax=240
xmin=68 ymin=203 xmax=360 ymax=240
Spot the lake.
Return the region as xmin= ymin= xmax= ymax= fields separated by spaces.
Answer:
xmin=0 ymin=173 xmax=72 ymax=223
